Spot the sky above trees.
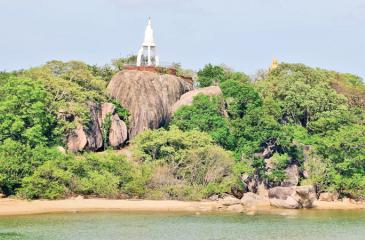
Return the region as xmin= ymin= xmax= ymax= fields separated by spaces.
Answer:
xmin=0 ymin=0 xmax=364 ymax=78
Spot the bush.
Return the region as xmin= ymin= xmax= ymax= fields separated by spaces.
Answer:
xmin=18 ymin=151 xmax=150 ymax=199
xmin=312 ymin=125 xmax=365 ymax=197
xmin=19 ymin=159 xmax=73 ymax=199
xmin=172 ymin=95 xmax=235 ymax=150
xmin=177 ymin=146 xmax=234 ymax=185
xmin=78 ymin=171 xmax=120 ymax=198
xmin=132 ymin=126 xmax=213 ymax=162
xmin=0 ymin=140 xmax=65 ymax=196
xmin=133 ymin=128 xmax=236 ymax=200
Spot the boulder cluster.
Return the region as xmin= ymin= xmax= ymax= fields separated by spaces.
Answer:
xmin=214 ymin=185 xmax=316 ymax=211
xmin=66 ymin=70 xmax=225 ymax=152
xmin=67 ymin=102 xmax=127 ymax=152
xmin=64 ymin=69 xmax=343 ymax=209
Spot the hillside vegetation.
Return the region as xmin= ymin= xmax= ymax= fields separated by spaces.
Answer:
xmin=0 ymin=60 xmax=364 ymax=200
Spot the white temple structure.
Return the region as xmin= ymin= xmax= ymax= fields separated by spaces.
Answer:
xmin=136 ymin=18 xmax=160 ymax=67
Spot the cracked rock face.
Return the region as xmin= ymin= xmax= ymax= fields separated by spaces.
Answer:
xmin=109 ymin=114 xmax=128 ymax=148
xmin=107 ymin=70 xmax=192 ymax=139
xmin=268 ymin=185 xmax=316 ymax=209
xmin=67 ymin=124 xmax=88 ymax=153
xmin=66 ymin=102 xmax=128 ymax=152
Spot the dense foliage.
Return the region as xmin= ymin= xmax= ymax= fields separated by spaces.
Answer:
xmin=0 ymin=61 xmax=364 ymax=200
xmin=196 ymin=64 xmax=250 ymax=87
xmin=132 ymin=127 xmax=237 ymax=200
xmin=0 ymin=77 xmax=59 ymax=147
xmin=175 ymin=63 xmax=365 ymax=198
xmin=0 ymin=61 xmax=129 ymax=197
xmin=172 ymin=95 xmax=235 ymax=150
xmin=18 ymin=151 xmax=150 ymax=199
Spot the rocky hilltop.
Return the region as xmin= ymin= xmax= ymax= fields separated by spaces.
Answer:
xmin=107 ymin=70 xmax=193 ymax=138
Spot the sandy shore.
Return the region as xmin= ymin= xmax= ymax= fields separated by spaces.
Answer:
xmin=1 ymin=198 xmax=365 ymax=216
xmin=0 ymin=198 xmax=219 ymax=216
xmin=312 ymin=200 xmax=365 ymax=210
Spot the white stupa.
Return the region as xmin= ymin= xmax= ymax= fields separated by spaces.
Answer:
xmin=136 ymin=18 xmax=160 ymax=67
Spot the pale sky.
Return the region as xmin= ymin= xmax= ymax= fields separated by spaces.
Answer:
xmin=1 ymin=0 xmax=364 ymax=78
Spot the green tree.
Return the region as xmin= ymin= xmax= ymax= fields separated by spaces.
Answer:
xmin=197 ymin=64 xmax=250 ymax=87
xmin=172 ymin=95 xmax=235 ymax=149
xmin=0 ymin=140 xmax=63 ymax=195
xmin=312 ymin=125 xmax=365 ymax=197
xmin=257 ymin=63 xmax=348 ymax=127
xmin=197 ymin=64 xmax=225 ymax=87
xmin=0 ymin=77 xmax=58 ymax=146
xmin=220 ymin=79 xmax=262 ymax=119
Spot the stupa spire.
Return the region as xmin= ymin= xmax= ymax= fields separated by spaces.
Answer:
xmin=137 ymin=17 xmax=159 ymax=66
xmin=269 ymin=58 xmax=279 ymax=72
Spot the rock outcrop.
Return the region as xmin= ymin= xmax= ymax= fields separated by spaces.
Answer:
xmin=109 ymin=114 xmax=128 ymax=148
xmin=66 ymin=102 xmax=128 ymax=152
xmin=67 ymin=124 xmax=88 ymax=152
xmin=171 ymin=86 xmax=222 ymax=114
xmin=219 ymin=195 xmax=241 ymax=206
xmin=319 ymin=192 xmax=339 ymax=202
xmin=99 ymin=103 xmax=128 ymax=149
xmin=240 ymin=192 xmax=269 ymax=207
xmin=241 ymin=173 xmax=260 ymax=193
xmin=85 ymin=102 xmax=103 ymax=151
xmin=107 ymin=70 xmax=192 ymax=138
xmin=268 ymin=185 xmax=316 ymax=209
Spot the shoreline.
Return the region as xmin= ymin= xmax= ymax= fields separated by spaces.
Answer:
xmin=1 ymin=198 xmax=365 ymax=216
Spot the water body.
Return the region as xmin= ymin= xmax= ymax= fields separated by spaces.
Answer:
xmin=1 ymin=210 xmax=365 ymax=240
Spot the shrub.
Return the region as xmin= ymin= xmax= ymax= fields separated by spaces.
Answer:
xmin=19 ymin=159 xmax=73 ymax=199
xmin=133 ymin=128 xmax=236 ymax=200
xmin=132 ymin=126 xmax=213 ymax=162
xmin=172 ymin=95 xmax=235 ymax=150
xmin=18 ymin=151 xmax=150 ymax=199
xmin=0 ymin=140 xmax=65 ymax=196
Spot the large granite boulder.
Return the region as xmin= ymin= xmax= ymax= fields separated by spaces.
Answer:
xmin=240 ymin=192 xmax=269 ymax=207
xmin=107 ymin=70 xmax=192 ymax=138
xmin=171 ymin=86 xmax=222 ymax=114
xmin=99 ymin=103 xmax=128 ymax=148
xmin=295 ymin=185 xmax=317 ymax=208
xmin=219 ymin=195 xmax=241 ymax=206
xmin=66 ymin=102 xmax=128 ymax=152
xmin=319 ymin=192 xmax=339 ymax=202
xmin=99 ymin=102 xmax=115 ymax=125
xmin=85 ymin=102 xmax=103 ymax=151
xmin=67 ymin=124 xmax=88 ymax=152
xmin=268 ymin=185 xmax=316 ymax=209
xmin=109 ymin=114 xmax=128 ymax=148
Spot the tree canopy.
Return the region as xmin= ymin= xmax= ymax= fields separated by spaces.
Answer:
xmin=1 ymin=59 xmax=365 ymax=200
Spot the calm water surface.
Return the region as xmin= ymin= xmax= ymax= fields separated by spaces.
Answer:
xmin=0 ymin=210 xmax=365 ymax=240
